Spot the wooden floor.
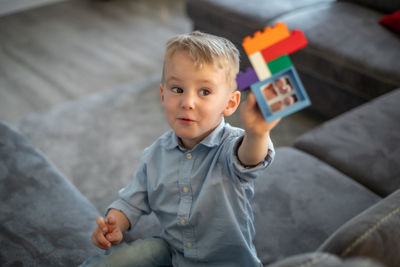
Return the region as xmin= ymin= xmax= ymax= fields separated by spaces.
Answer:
xmin=0 ymin=0 xmax=191 ymax=122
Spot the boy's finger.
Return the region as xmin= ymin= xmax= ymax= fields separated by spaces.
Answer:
xmin=245 ymin=93 xmax=259 ymax=112
xmin=92 ymin=230 xmax=111 ymax=250
xmin=96 ymin=217 xmax=108 ymax=233
xmin=106 ymin=215 xmax=118 ymax=232
xmin=106 ymin=215 xmax=116 ymax=226
xmin=106 ymin=231 xmax=121 ymax=243
xmin=247 ymin=92 xmax=256 ymax=105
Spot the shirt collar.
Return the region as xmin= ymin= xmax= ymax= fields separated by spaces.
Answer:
xmin=163 ymin=118 xmax=226 ymax=151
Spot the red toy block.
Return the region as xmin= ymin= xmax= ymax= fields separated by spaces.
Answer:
xmin=260 ymin=30 xmax=308 ymax=63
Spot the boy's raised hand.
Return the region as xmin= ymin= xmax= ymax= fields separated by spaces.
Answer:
xmin=240 ymin=92 xmax=280 ymax=135
xmin=238 ymin=92 xmax=280 ymax=166
xmin=92 ymin=215 xmax=123 ymax=250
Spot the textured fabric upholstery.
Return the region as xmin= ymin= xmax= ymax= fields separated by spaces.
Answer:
xmin=267 ymin=253 xmax=344 ymax=267
xmin=319 ymin=189 xmax=400 ymax=267
xmin=16 ymin=75 xmax=170 ymax=214
xmin=0 ymin=121 xmax=101 ymax=266
xmin=250 ymin=147 xmax=380 ymax=265
xmin=267 ymin=252 xmax=385 ymax=267
xmin=185 ymin=0 xmax=334 ymax=69
xmin=294 ymin=89 xmax=400 ymax=197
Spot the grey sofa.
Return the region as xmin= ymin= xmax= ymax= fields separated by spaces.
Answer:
xmin=0 ymin=121 xmax=101 ymax=265
xmin=185 ymin=0 xmax=400 ymax=118
xmin=1 ymin=87 xmax=399 ymax=266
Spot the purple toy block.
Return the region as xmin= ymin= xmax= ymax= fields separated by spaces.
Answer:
xmin=236 ymin=67 xmax=259 ymax=91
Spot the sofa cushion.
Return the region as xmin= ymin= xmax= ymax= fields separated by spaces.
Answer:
xmin=319 ymin=189 xmax=400 ymax=267
xmin=251 ymin=147 xmax=380 ymax=265
xmin=0 ymin=121 xmax=101 ymax=266
xmin=274 ymin=2 xmax=400 ymax=117
xmin=294 ymin=89 xmax=400 ymax=197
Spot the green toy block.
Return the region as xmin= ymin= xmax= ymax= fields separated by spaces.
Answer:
xmin=267 ymin=55 xmax=292 ymax=74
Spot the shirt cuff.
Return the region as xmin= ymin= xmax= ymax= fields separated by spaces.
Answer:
xmin=106 ymin=198 xmax=144 ymax=231
xmin=232 ymin=135 xmax=275 ymax=173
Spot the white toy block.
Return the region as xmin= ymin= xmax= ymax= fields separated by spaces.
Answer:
xmin=249 ymin=52 xmax=271 ymax=81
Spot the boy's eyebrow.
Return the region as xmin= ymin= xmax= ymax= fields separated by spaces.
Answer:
xmin=166 ymin=76 xmax=216 ymax=86
xmin=166 ymin=76 xmax=182 ymax=83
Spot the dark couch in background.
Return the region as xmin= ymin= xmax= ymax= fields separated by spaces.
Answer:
xmin=1 ymin=87 xmax=399 ymax=266
xmin=186 ymin=0 xmax=400 ymax=118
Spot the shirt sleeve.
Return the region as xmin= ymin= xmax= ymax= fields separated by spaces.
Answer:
xmin=107 ymin=157 xmax=151 ymax=230
xmin=229 ymin=135 xmax=275 ymax=181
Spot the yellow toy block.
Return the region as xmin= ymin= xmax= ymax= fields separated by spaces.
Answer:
xmin=242 ymin=22 xmax=290 ymax=55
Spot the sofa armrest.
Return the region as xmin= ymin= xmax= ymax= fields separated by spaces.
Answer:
xmin=319 ymin=189 xmax=400 ymax=267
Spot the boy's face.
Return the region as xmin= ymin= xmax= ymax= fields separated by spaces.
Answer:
xmin=160 ymin=51 xmax=240 ymax=149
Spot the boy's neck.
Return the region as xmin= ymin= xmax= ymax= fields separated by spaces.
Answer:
xmin=178 ymin=117 xmax=225 ymax=150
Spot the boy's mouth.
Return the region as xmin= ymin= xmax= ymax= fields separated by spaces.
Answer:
xmin=178 ymin=118 xmax=195 ymax=124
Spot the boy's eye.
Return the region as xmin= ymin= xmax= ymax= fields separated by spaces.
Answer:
xmin=199 ymin=89 xmax=211 ymax=96
xmin=171 ymin=87 xmax=183 ymax=93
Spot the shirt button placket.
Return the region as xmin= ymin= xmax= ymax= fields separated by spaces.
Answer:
xmin=179 ymin=151 xmax=196 ymax=257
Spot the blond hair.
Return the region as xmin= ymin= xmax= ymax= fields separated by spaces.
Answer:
xmin=162 ymin=31 xmax=240 ymax=90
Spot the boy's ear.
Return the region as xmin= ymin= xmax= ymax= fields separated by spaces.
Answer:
xmin=160 ymin=83 xmax=165 ymax=103
xmin=223 ymin=90 xmax=241 ymax=116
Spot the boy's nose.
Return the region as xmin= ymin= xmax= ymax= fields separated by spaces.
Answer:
xmin=181 ymin=92 xmax=196 ymax=109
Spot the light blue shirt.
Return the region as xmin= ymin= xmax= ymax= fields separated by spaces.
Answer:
xmin=109 ymin=119 xmax=275 ymax=267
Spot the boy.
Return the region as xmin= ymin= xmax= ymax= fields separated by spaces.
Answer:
xmin=81 ymin=31 xmax=280 ymax=267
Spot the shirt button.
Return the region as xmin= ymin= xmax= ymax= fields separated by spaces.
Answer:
xmin=187 ymin=242 xmax=193 ymax=248
xmin=183 ymin=187 xmax=189 ymax=193
xmin=186 ymin=153 xmax=192 ymax=159
xmin=180 ymin=219 xmax=186 ymax=225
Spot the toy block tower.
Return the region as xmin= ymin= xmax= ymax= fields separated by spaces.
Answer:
xmin=236 ymin=22 xmax=310 ymax=122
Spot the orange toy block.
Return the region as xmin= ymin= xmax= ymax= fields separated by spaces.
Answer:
xmin=242 ymin=22 xmax=291 ymax=56
xmin=261 ymin=30 xmax=308 ymax=63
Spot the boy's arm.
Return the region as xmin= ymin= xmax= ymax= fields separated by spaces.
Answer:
xmin=238 ymin=93 xmax=280 ymax=166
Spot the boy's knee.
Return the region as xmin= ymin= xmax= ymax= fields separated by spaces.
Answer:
xmin=135 ymin=238 xmax=171 ymax=265
xmin=80 ymin=238 xmax=171 ymax=267
xmin=110 ymin=238 xmax=171 ymax=266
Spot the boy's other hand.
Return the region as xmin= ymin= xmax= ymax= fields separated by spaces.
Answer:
xmin=92 ymin=215 xmax=123 ymax=250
